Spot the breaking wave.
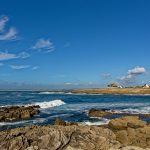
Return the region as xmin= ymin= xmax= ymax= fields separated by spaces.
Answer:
xmin=113 ymin=106 xmax=150 ymax=114
xmin=0 ymin=100 xmax=66 ymax=109
xmin=31 ymin=100 xmax=66 ymax=109
xmin=81 ymin=118 xmax=110 ymax=126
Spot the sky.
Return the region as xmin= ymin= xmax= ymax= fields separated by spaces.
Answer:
xmin=0 ymin=0 xmax=150 ymax=89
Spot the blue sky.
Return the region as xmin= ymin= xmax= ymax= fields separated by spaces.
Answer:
xmin=0 ymin=0 xmax=150 ymax=89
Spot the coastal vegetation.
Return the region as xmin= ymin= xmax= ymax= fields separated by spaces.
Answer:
xmin=71 ymin=87 xmax=150 ymax=95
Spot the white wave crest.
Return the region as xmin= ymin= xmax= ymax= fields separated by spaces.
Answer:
xmin=0 ymin=100 xmax=66 ymax=109
xmin=0 ymin=120 xmax=29 ymax=126
xmin=32 ymin=100 xmax=66 ymax=109
xmin=39 ymin=91 xmax=65 ymax=94
xmin=113 ymin=106 xmax=150 ymax=114
xmin=81 ymin=118 xmax=110 ymax=126
xmin=0 ymin=118 xmax=47 ymax=126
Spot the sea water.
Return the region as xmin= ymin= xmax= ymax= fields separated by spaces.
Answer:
xmin=0 ymin=91 xmax=150 ymax=130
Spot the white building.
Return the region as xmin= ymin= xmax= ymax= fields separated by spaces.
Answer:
xmin=143 ymin=84 xmax=150 ymax=88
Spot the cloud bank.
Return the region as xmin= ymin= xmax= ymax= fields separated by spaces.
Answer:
xmin=0 ymin=16 xmax=8 ymax=32
xmin=0 ymin=51 xmax=30 ymax=61
xmin=128 ymin=67 xmax=146 ymax=75
xmin=10 ymin=65 xmax=30 ymax=70
xmin=32 ymin=38 xmax=54 ymax=53
xmin=0 ymin=16 xmax=18 ymax=41
xmin=119 ymin=67 xmax=147 ymax=85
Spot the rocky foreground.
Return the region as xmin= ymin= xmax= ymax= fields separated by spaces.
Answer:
xmin=0 ymin=105 xmax=40 ymax=122
xmin=0 ymin=116 xmax=150 ymax=150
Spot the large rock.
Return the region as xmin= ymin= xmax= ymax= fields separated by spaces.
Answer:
xmin=110 ymin=146 xmax=150 ymax=150
xmin=88 ymin=108 xmax=112 ymax=117
xmin=118 ymin=126 xmax=150 ymax=148
xmin=0 ymin=125 xmax=120 ymax=150
xmin=108 ymin=116 xmax=150 ymax=148
xmin=0 ymin=116 xmax=150 ymax=149
xmin=0 ymin=105 xmax=40 ymax=122
xmin=108 ymin=116 xmax=147 ymax=130
xmin=54 ymin=118 xmax=78 ymax=126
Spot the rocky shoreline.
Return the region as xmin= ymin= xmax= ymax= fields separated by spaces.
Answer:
xmin=0 ymin=105 xmax=40 ymax=122
xmin=0 ymin=106 xmax=150 ymax=149
xmin=0 ymin=116 xmax=150 ymax=150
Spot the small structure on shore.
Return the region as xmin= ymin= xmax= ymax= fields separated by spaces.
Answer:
xmin=143 ymin=84 xmax=150 ymax=88
xmin=107 ymin=82 xmax=123 ymax=88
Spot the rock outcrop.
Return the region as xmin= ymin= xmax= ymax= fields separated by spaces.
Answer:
xmin=108 ymin=116 xmax=147 ymax=130
xmin=88 ymin=108 xmax=150 ymax=118
xmin=88 ymin=108 xmax=112 ymax=117
xmin=109 ymin=116 xmax=150 ymax=148
xmin=110 ymin=146 xmax=150 ymax=150
xmin=0 ymin=105 xmax=40 ymax=122
xmin=54 ymin=118 xmax=78 ymax=126
xmin=0 ymin=125 xmax=120 ymax=150
xmin=0 ymin=116 xmax=150 ymax=150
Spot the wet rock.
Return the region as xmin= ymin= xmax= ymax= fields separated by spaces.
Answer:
xmin=54 ymin=118 xmax=67 ymax=125
xmin=54 ymin=118 xmax=78 ymax=126
xmin=88 ymin=108 xmax=112 ymax=117
xmin=0 ymin=105 xmax=40 ymax=122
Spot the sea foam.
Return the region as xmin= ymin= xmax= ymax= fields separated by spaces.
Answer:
xmin=32 ymin=100 xmax=66 ymax=109
xmin=82 ymin=118 xmax=110 ymax=126
xmin=38 ymin=91 xmax=65 ymax=94
xmin=113 ymin=106 xmax=150 ymax=114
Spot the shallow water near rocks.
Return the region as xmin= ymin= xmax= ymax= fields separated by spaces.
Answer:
xmin=0 ymin=91 xmax=150 ymax=131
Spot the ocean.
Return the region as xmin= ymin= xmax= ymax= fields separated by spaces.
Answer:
xmin=0 ymin=91 xmax=150 ymax=130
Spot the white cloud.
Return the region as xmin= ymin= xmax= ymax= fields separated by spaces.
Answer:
xmin=118 ymin=66 xmax=147 ymax=86
xmin=119 ymin=74 xmax=133 ymax=80
xmin=0 ymin=62 xmax=4 ymax=66
xmin=65 ymin=82 xmax=72 ymax=85
xmin=128 ymin=67 xmax=146 ymax=75
xmin=18 ymin=52 xmax=30 ymax=58
xmin=0 ymin=16 xmax=8 ymax=32
xmin=0 ymin=51 xmax=30 ymax=61
xmin=32 ymin=38 xmax=54 ymax=52
xmin=0 ymin=51 xmax=18 ymax=61
xmin=0 ymin=15 xmax=18 ymax=41
xmin=32 ymin=66 xmax=40 ymax=70
xmin=10 ymin=65 xmax=30 ymax=70
xmin=0 ymin=27 xmax=18 ymax=41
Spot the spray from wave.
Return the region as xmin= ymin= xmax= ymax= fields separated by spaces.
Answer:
xmin=81 ymin=118 xmax=110 ymax=126
xmin=112 ymin=106 xmax=150 ymax=114
xmin=0 ymin=100 xmax=66 ymax=109
xmin=31 ymin=100 xmax=66 ymax=109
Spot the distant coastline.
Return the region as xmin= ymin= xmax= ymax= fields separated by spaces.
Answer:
xmin=71 ymin=87 xmax=150 ymax=95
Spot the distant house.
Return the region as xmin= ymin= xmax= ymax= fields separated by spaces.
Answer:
xmin=118 ymin=85 xmax=123 ymax=88
xmin=143 ymin=84 xmax=150 ymax=88
xmin=107 ymin=82 xmax=123 ymax=88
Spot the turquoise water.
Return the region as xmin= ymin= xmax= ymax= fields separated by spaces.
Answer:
xmin=0 ymin=91 xmax=150 ymax=130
